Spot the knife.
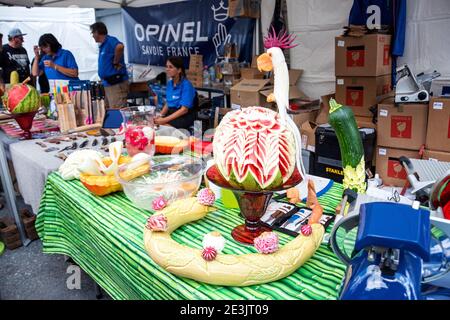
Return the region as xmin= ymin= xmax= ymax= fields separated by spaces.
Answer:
xmin=90 ymin=82 xmax=97 ymax=124
xmin=85 ymin=82 xmax=93 ymax=125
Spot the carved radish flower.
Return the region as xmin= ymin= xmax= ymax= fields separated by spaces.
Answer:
xmin=146 ymin=214 xmax=168 ymax=232
xmin=201 ymin=246 xmax=217 ymax=261
xmin=254 ymin=232 xmax=279 ymax=254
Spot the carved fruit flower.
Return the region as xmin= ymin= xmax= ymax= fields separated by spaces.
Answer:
xmin=254 ymin=232 xmax=279 ymax=254
xmin=146 ymin=214 xmax=168 ymax=232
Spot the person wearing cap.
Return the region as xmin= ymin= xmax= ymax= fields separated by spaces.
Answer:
xmin=31 ymin=33 xmax=79 ymax=81
xmin=90 ymin=22 xmax=129 ymax=108
xmin=0 ymin=28 xmax=31 ymax=84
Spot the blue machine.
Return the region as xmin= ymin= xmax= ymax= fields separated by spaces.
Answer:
xmin=335 ymin=202 xmax=432 ymax=300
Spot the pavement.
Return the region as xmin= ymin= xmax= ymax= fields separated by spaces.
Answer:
xmin=0 ymin=196 xmax=110 ymax=300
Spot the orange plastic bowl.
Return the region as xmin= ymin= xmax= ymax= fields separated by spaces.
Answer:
xmin=155 ymin=136 xmax=188 ymax=154
xmin=79 ymin=156 xmax=132 ymax=196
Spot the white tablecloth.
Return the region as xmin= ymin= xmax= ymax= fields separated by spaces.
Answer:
xmin=9 ymin=126 xmax=187 ymax=214
xmin=9 ymin=135 xmax=119 ymax=214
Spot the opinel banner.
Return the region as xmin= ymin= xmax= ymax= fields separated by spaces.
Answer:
xmin=123 ymin=0 xmax=256 ymax=67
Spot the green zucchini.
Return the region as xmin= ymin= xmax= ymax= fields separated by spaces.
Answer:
xmin=328 ymin=99 xmax=366 ymax=193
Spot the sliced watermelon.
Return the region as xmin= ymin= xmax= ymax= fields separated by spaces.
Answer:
xmin=3 ymin=84 xmax=40 ymax=114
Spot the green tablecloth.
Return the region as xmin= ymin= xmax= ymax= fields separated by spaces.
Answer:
xmin=36 ymin=172 xmax=346 ymax=300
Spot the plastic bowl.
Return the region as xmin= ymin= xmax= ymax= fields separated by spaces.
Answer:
xmin=116 ymin=155 xmax=204 ymax=211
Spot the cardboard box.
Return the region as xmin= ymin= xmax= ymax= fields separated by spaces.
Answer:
xmin=240 ymin=68 xmax=264 ymax=80
xmin=189 ymin=54 xmax=203 ymax=71
xmin=355 ymin=116 xmax=376 ymax=129
xmin=288 ymin=69 xmax=303 ymax=86
xmin=423 ymin=149 xmax=450 ymax=162
xmin=335 ymin=75 xmax=391 ymax=117
xmin=258 ymin=88 xmax=309 ymax=110
xmin=289 ymin=107 xmax=320 ymax=128
xmin=316 ymin=93 xmax=335 ymax=124
xmin=376 ymin=147 xmax=420 ymax=187
xmin=430 ymin=79 xmax=450 ymax=98
xmin=270 ymin=69 xmax=303 ymax=86
xmin=289 ymin=98 xmax=320 ymax=111
xmin=266 ymin=69 xmax=306 ymax=103
xmin=288 ymin=86 xmax=308 ymax=100
xmin=223 ymin=74 xmax=241 ymax=87
xmin=230 ymin=79 xmax=271 ymax=109
xmin=300 ymin=121 xmax=317 ymax=152
xmin=335 ymin=34 xmax=392 ymax=77
xmin=426 ymin=97 xmax=450 ymax=152
xmin=377 ymin=101 xmax=428 ymax=150
xmin=186 ymin=69 xmax=203 ymax=87
xmin=229 ymin=0 xmax=261 ymax=19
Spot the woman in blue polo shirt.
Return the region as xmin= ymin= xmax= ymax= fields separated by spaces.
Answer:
xmin=154 ymin=56 xmax=196 ymax=130
xmin=31 ymin=33 xmax=79 ymax=81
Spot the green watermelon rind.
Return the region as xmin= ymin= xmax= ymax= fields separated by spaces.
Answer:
xmin=11 ymin=86 xmax=40 ymax=114
xmin=227 ymin=168 xmax=284 ymax=192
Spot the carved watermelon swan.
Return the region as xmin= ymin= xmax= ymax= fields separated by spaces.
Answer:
xmin=213 ymin=106 xmax=297 ymax=191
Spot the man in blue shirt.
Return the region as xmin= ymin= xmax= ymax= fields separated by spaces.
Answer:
xmin=31 ymin=33 xmax=79 ymax=82
xmin=90 ymin=22 xmax=129 ymax=108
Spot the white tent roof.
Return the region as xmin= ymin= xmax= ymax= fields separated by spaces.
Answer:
xmin=0 ymin=0 xmax=183 ymax=8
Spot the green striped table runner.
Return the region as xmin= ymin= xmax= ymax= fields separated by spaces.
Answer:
xmin=36 ymin=172 xmax=346 ymax=300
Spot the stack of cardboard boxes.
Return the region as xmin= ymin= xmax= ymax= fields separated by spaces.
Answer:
xmin=376 ymin=99 xmax=427 ymax=186
xmin=186 ymin=54 xmax=204 ymax=87
xmin=325 ymin=33 xmax=392 ymax=183
xmin=230 ymin=79 xmax=272 ymax=109
xmin=424 ymin=97 xmax=450 ymax=162
xmin=335 ymin=34 xmax=392 ymax=125
xmin=375 ymin=97 xmax=450 ymax=186
xmin=230 ymin=68 xmax=305 ymax=110
xmin=240 ymin=57 xmax=264 ymax=80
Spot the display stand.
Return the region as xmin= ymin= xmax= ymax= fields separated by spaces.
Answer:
xmin=0 ymin=141 xmax=30 ymax=246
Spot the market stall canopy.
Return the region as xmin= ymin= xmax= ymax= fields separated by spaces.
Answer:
xmin=0 ymin=0 xmax=183 ymax=8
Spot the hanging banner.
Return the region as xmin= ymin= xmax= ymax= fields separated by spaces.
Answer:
xmin=122 ymin=0 xmax=255 ymax=67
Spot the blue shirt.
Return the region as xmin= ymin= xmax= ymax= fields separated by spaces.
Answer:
xmin=39 ymin=48 xmax=79 ymax=80
xmin=98 ymin=35 xmax=128 ymax=87
xmin=166 ymin=78 xmax=195 ymax=109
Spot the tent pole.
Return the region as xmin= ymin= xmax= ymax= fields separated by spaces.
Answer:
xmin=256 ymin=17 xmax=260 ymax=55
xmin=0 ymin=142 xmax=30 ymax=247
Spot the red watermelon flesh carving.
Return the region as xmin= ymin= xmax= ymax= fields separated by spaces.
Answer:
xmin=213 ymin=107 xmax=296 ymax=191
xmin=4 ymin=84 xmax=40 ymax=114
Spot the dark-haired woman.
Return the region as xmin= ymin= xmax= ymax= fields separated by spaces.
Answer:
xmin=154 ymin=56 xmax=196 ymax=130
xmin=31 ymin=33 xmax=79 ymax=81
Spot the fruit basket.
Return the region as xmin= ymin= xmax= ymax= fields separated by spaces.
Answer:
xmin=116 ymin=155 xmax=204 ymax=211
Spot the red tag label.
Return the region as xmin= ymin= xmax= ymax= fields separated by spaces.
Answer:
xmin=347 ymin=49 xmax=365 ymax=67
xmin=448 ymin=116 xmax=450 ymax=139
xmin=382 ymin=84 xmax=390 ymax=94
xmin=388 ymin=159 xmax=407 ymax=179
xmin=346 ymin=88 xmax=364 ymax=106
xmin=391 ymin=116 xmax=412 ymax=139
xmin=383 ymin=45 xmax=390 ymax=65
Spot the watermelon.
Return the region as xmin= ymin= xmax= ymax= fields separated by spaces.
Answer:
xmin=213 ymin=106 xmax=296 ymax=191
xmin=2 ymin=84 xmax=40 ymax=114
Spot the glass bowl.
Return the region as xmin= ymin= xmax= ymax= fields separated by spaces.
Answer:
xmin=115 ymin=155 xmax=204 ymax=211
